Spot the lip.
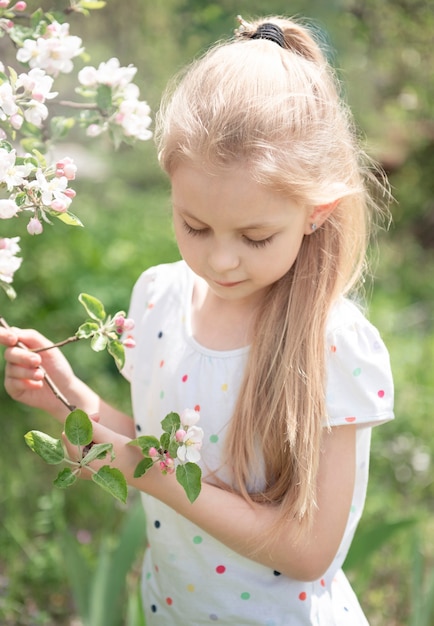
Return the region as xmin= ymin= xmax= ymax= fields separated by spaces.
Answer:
xmin=214 ymin=280 xmax=244 ymax=288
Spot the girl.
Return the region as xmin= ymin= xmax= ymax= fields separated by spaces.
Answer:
xmin=0 ymin=15 xmax=394 ymax=626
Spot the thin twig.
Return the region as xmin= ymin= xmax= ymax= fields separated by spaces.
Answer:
xmin=32 ymin=335 xmax=80 ymax=352
xmin=58 ymin=100 xmax=100 ymax=110
xmin=0 ymin=316 xmax=76 ymax=413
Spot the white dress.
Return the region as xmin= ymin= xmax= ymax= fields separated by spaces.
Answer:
xmin=122 ymin=260 xmax=394 ymax=626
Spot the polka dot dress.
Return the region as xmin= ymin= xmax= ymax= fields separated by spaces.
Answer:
xmin=122 ymin=261 xmax=394 ymax=626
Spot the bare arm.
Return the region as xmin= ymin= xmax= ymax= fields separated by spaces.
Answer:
xmin=92 ymin=418 xmax=356 ymax=581
xmin=0 ymin=327 xmax=135 ymax=438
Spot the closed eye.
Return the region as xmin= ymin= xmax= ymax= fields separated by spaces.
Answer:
xmin=182 ymin=221 xmax=208 ymax=236
xmin=242 ymin=235 xmax=274 ymax=248
xmin=182 ymin=220 xmax=274 ymax=248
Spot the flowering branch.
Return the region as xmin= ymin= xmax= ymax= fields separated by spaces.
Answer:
xmin=0 ymin=1 xmax=152 ymax=297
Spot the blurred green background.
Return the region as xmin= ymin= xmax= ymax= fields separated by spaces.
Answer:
xmin=0 ymin=1 xmax=433 ymax=624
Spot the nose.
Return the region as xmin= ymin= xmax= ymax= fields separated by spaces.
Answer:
xmin=208 ymin=239 xmax=240 ymax=274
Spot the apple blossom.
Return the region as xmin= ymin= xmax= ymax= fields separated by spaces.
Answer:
xmin=116 ymin=98 xmax=152 ymax=141
xmin=28 ymin=169 xmax=73 ymax=210
xmin=16 ymin=68 xmax=58 ymax=102
xmin=0 ymin=148 xmax=33 ymax=191
xmin=16 ymin=22 xmax=83 ymax=77
xmin=180 ymin=408 xmax=201 ymax=427
xmin=0 ymin=236 xmax=22 ymax=282
xmin=176 ymin=425 xmax=204 ymax=464
xmin=78 ymin=57 xmax=137 ymax=89
xmin=0 ymin=198 xmax=20 ymax=219
xmin=0 ymin=81 xmax=19 ymax=120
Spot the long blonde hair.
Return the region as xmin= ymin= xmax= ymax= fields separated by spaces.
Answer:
xmin=156 ymin=16 xmax=389 ymax=535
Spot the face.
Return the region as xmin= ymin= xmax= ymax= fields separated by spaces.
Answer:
xmin=171 ymin=163 xmax=314 ymax=308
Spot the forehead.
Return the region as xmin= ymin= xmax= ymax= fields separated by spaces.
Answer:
xmin=171 ymin=163 xmax=306 ymax=226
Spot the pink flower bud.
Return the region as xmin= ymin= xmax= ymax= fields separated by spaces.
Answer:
xmin=56 ymin=157 xmax=77 ymax=180
xmin=148 ymin=447 xmax=158 ymax=457
xmin=13 ymin=1 xmax=26 ymax=10
xmin=63 ymin=188 xmax=76 ymax=199
xmin=50 ymin=200 xmax=68 ymax=213
xmin=175 ymin=429 xmax=186 ymax=442
xmin=114 ymin=314 xmax=125 ymax=328
xmin=0 ymin=1 xmax=10 ymax=8
xmin=27 ymin=217 xmax=43 ymax=235
xmin=86 ymin=124 xmax=103 ymax=137
xmin=123 ymin=318 xmax=135 ymax=331
xmin=123 ymin=335 xmax=136 ymax=349
xmin=10 ymin=114 xmax=23 ymax=130
xmin=159 ymin=461 xmax=166 ymax=470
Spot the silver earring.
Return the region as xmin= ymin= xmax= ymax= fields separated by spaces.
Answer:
xmin=311 ymin=223 xmax=317 ymax=232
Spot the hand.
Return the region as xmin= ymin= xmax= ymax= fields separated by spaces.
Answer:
xmin=0 ymin=326 xmax=78 ymax=419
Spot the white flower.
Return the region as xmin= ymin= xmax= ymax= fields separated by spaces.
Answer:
xmin=180 ymin=408 xmax=201 ymax=427
xmin=0 ymin=236 xmax=22 ymax=283
xmin=0 ymin=199 xmax=20 ymax=219
xmin=176 ymin=425 xmax=204 ymax=464
xmin=0 ymin=149 xmax=33 ymax=191
xmin=16 ymin=68 xmax=58 ymax=102
xmin=78 ymin=57 xmax=137 ymax=89
xmin=16 ymin=22 xmax=83 ymax=77
xmin=116 ymin=98 xmax=152 ymax=141
xmin=28 ymin=169 xmax=72 ymax=209
xmin=0 ymin=81 xmax=19 ymax=119
xmin=23 ymin=99 xmax=48 ymax=126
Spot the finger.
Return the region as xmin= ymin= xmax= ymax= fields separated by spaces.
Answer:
xmin=6 ymin=362 xmax=45 ymax=382
xmin=0 ymin=327 xmax=19 ymax=347
xmin=5 ymin=346 xmax=42 ymax=369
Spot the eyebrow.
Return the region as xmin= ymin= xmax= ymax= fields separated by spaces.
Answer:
xmin=177 ymin=208 xmax=281 ymax=231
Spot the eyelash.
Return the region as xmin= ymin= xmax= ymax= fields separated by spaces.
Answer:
xmin=182 ymin=221 xmax=274 ymax=248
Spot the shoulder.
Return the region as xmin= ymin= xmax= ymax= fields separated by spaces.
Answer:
xmin=132 ymin=260 xmax=189 ymax=295
xmin=325 ymin=297 xmax=394 ymax=428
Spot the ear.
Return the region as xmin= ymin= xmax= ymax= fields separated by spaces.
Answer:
xmin=304 ymin=200 xmax=340 ymax=235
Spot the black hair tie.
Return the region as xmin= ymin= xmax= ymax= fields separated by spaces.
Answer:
xmin=251 ymin=23 xmax=286 ymax=49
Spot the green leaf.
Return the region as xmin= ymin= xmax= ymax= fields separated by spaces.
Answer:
xmin=50 ymin=116 xmax=75 ymax=140
xmin=54 ymin=467 xmax=77 ymax=489
xmin=107 ymin=339 xmax=125 ymax=370
xmin=78 ymin=0 xmax=107 ymax=8
xmin=133 ymin=457 xmax=154 ymax=478
xmin=345 ymin=517 xmax=419 ymax=571
xmin=161 ymin=412 xmax=180 ymax=434
xmin=65 ymin=409 xmax=93 ymax=447
xmin=96 ymin=84 xmax=112 ymax=111
xmin=54 ymin=211 xmax=84 ymax=227
xmin=91 ymin=332 xmax=108 ymax=352
xmin=92 ymin=466 xmax=128 ymax=503
xmin=82 ymin=442 xmax=114 ymax=465
xmin=129 ymin=435 xmax=160 ymax=454
xmin=24 ymin=430 xmax=65 ymax=464
xmin=78 ymin=292 xmax=106 ymax=321
xmin=160 ymin=432 xmax=170 ymax=451
xmin=76 ymin=320 xmax=100 ymax=339
xmin=176 ymin=463 xmax=202 ymax=503
xmin=0 ymin=281 xmax=17 ymax=300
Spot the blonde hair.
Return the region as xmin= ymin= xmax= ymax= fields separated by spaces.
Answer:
xmin=156 ymin=16 xmax=389 ymax=537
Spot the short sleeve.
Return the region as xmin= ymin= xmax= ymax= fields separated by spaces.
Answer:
xmin=325 ymin=300 xmax=394 ymax=428
xmin=120 ymin=267 xmax=158 ymax=382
